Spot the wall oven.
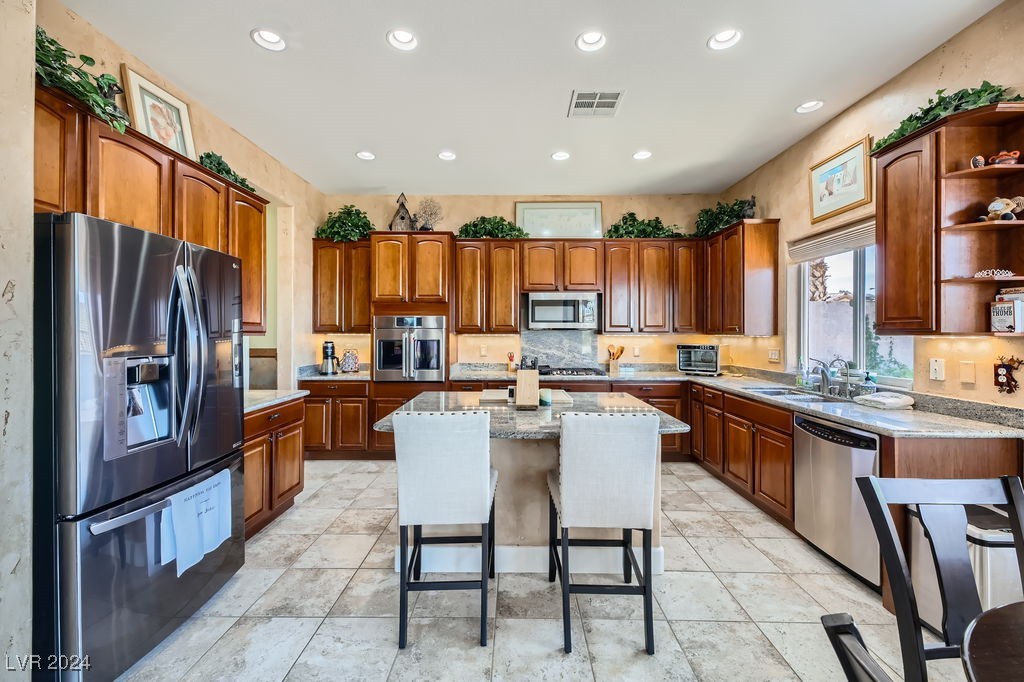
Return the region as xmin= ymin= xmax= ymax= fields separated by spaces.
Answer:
xmin=526 ymin=292 xmax=599 ymax=330
xmin=373 ymin=316 xmax=446 ymax=382
xmin=677 ymin=344 xmax=725 ymax=376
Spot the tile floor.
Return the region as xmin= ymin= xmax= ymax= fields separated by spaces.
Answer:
xmin=120 ymin=460 xmax=968 ymax=681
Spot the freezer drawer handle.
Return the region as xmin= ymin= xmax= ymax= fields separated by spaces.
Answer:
xmin=89 ymin=499 xmax=171 ymax=536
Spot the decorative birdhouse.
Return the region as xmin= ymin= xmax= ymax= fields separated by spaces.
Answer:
xmin=389 ymin=193 xmax=416 ymax=231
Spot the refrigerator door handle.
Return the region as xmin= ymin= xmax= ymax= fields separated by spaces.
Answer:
xmin=185 ymin=265 xmax=209 ymax=443
xmin=174 ymin=266 xmax=201 ymax=448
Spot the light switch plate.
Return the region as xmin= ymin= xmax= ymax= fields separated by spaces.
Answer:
xmin=480 ymin=344 xmax=488 ymax=357
xmin=959 ymin=360 xmax=976 ymax=384
xmin=633 ymin=346 xmax=641 ymax=357
xmin=768 ymin=348 xmax=781 ymax=363
xmin=929 ymin=358 xmax=946 ymax=381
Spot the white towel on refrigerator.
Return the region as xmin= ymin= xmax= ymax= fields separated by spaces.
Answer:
xmin=159 ymin=469 xmax=233 ymax=577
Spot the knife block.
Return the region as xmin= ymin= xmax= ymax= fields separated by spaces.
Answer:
xmin=515 ymin=370 xmax=539 ymax=410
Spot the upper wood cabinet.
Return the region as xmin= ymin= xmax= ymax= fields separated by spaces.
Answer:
xmin=563 ymin=242 xmax=604 ymax=291
xmin=704 ymin=219 xmax=779 ymax=336
xmin=874 ymin=133 xmax=936 ymax=333
xmin=455 ymin=240 xmax=520 ymax=334
xmin=488 ymin=241 xmax=521 ymax=333
xmin=86 ymin=118 xmax=173 ymax=235
xmin=228 ymin=189 xmax=267 ymax=334
xmin=371 ymin=233 xmax=408 ymax=302
xmin=638 ymin=240 xmax=672 ymax=333
xmin=705 ymin=234 xmax=724 ymax=334
xmin=455 ymin=241 xmax=487 ymax=333
xmin=34 ymin=86 xmax=82 ymax=214
xmin=312 ymin=239 xmax=372 ymax=333
xmin=371 ymin=231 xmax=452 ymax=304
xmin=522 ymin=240 xmax=604 ymax=291
xmin=722 ymin=227 xmax=744 ymax=333
xmin=410 ymin=233 xmax=451 ymax=302
xmin=673 ymin=240 xmax=703 ymax=332
xmin=174 ymin=161 xmax=227 ymax=251
xmin=603 ymin=240 xmax=638 ymax=333
xmin=522 ymin=241 xmax=562 ymax=291
xmin=344 ymin=241 xmax=372 ymax=333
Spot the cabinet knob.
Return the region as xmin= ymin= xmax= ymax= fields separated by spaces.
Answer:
xmin=268 ymin=412 xmax=281 ymax=421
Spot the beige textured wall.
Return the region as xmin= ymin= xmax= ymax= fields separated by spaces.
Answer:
xmin=1 ymin=0 xmax=37 ymax=673
xmin=720 ymin=0 xmax=1024 ymax=405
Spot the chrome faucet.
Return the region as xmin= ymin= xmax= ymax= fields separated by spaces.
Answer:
xmin=807 ymin=358 xmax=832 ymax=395
xmin=828 ymin=357 xmax=854 ymax=398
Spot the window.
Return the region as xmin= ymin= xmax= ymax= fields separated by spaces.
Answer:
xmin=800 ymin=245 xmax=914 ymax=387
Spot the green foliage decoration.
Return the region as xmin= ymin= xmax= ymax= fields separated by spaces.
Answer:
xmin=199 ymin=152 xmax=256 ymax=192
xmin=872 ymin=81 xmax=1024 ymax=154
xmin=457 ymin=216 xmax=530 ymax=239
xmin=694 ymin=196 xmax=756 ymax=237
xmin=35 ymin=26 xmax=129 ymax=133
xmin=315 ymin=205 xmax=375 ymax=242
xmin=605 ymin=212 xmax=683 ymax=238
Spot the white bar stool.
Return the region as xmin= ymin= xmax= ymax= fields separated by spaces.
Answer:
xmin=393 ymin=410 xmax=497 ymax=648
xmin=547 ymin=411 xmax=661 ymax=655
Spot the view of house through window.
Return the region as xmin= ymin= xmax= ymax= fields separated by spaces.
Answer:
xmin=802 ymin=246 xmax=914 ymax=384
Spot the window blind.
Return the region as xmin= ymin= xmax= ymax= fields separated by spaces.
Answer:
xmin=787 ymin=220 xmax=875 ymax=263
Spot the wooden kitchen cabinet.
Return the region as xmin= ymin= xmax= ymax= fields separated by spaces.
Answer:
xmin=616 ymin=382 xmax=686 ymax=457
xmin=488 ymin=241 xmax=520 ymax=332
xmin=228 ymin=189 xmax=267 ymax=334
xmin=345 ymin=241 xmax=373 ymax=332
xmin=753 ymin=426 xmax=794 ymax=520
xmin=242 ymin=434 xmax=272 ymax=530
xmin=455 ymin=241 xmax=487 ymax=333
xmin=722 ymin=228 xmax=744 ymax=333
xmin=173 ymin=161 xmax=228 ymax=251
xmin=455 ymin=240 xmax=520 ymax=334
xmin=34 ymin=86 xmax=83 ymax=213
xmin=603 ymin=240 xmax=638 ymax=333
xmin=243 ymin=398 xmax=305 ymax=538
xmin=371 ymin=233 xmax=409 ymax=302
xmin=705 ymin=234 xmax=724 ymax=334
xmin=704 ymin=220 xmax=779 ymax=336
xmin=312 ymin=239 xmax=372 ymax=333
xmin=372 ymin=232 xmax=451 ymax=304
xmin=299 ymin=382 xmax=371 ymax=455
xmin=689 ymin=386 xmax=704 ymax=460
xmin=271 ymin=421 xmax=304 ymax=506
xmin=521 ymin=241 xmax=562 ymax=291
xmin=703 ymin=405 xmax=724 ymax=470
xmin=332 ymin=398 xmax=368 ymax=451
xmin=302 ymin=397 xmax=332 ymax=450
xmin=673 ymin=240 xmax=703 ymax=333
xmin=638 ymin=240 xmax=672 ymax=333
xmin=563 ymin=242 xmax=604 ymax=291
xmin=723 ymin=413 xmax=755 ymax=492
xmin=370 ymin=398 xmax=405 ymax=452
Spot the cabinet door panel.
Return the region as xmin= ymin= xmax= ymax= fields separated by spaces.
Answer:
xmin=723 ymin=414 xmax=754 ymax=492
xmin=272 ymin=422 xmax=304 ymax=506
xmin=227 ymin=189 xmax=267 ymax=334
xmin=603 ymin=241 xmax=637 ymax=333
xmin=34 ymin=88 xmax=82 ymax=213
xmin=303 ymin=398 xmax=332 ymax=451
xmin=722 ymin=228 xmax=744 ymax=334
xmin=639 ymin=240 xmax=672 ymax=333
xmin=704 ymin=406 xmax=723 ymax=470
xmin=174 ymin=162 xmax=228 ymax=251
xmin=455 ymin=241 xmax=487 ymax=333
xmin=705 ymin=235 xmax=723 ymax=334
xmin=522 ymin=242 xmax=562 ymax=291
xmin=370 ymin=399 xmax=405 ymax=452
xmin=243 ymin=434 xmax=272 ymax=529
xmin=345 ymin=241 xmax=372 ymax=333
xmin=312 ymin=241 xmax=343 ymax=332
xmin=674 ymin=241 xmax=702 ymax=332
xmin=333 ymin=398 xmax=368 ymax=450
xmin=875 ymin=134 xmax=936 ymax=332
xmin=372 ymin=234 xmax=409 ymax=302
xmin=488 ymin=241 xmax=520 ymax=333
xmin=410 ymin=233 xmax=450 ymax=302
xmin=754 ymin=427 xmax=794 ymax=520
xmin=648 ymin=397 xmax=682 ymax=454
xmin=563 ymin=242 xmax=604 ymax=291
xmin=690 ymin=398 xmax=704 ymax=460
xmin=86 ymin=119 xmax=172 ymax=235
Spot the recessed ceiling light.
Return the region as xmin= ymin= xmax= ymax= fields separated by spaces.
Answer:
xmin=386 ymin=29 xmax=418 ymax=51
xmin=438 ymin=150 xmax=456 ymax=161
xmin=355 ymin=151 xmax=375 ymax=161
xmin=575 ymin=30 xmax=606 ymax=52
xmin=707 ymin=28 xmax=742 ymax=50
xmin=795 ymin=100 xmax=824 ymax=114
xmin=633 ymin=150 xmax=653 ymax=160
xmin=251 ymin=28 xmax=286 ymax=52
xmin=551 ymin=151 xmax=571 ymax=161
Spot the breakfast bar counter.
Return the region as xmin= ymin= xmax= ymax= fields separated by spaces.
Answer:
xmin=374 ymin=391 xmax=689 ymax=574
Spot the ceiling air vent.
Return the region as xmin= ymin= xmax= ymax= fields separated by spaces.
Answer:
xmin=567 ymin=90 xmax=623 ymax=118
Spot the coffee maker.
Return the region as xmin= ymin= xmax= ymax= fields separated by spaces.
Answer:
xmin=319 ymin=340 xmax=340 ymax=375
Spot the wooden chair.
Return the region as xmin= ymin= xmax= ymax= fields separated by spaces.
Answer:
xmin=821 ymin=613 xmax=895 ymax=682
xmin=855 ymin=475 xmax=1024 ymax=682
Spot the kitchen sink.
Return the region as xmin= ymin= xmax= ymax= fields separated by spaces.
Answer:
xmin=744 ymin=387 xmax=800 ymax=396
xmin=744 ymin=387 xmax=846 ymax=403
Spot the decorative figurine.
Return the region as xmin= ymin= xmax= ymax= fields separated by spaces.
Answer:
xmin=389 ymin=193 xmax=415 ymax=231
xmin=978 ymin=196 xmax=1024 ymax=222
xmin=970 ymin=155 xmax=987 ymax=168
xmin=413 ymin=197 xmax=443 ymax=231
xmin=988 ymin=150 xmax=1020 ymax=165
xmin=340 ymin=348 xmax=360 ymax=373
xmin=995 ymin=355 xmax=1023 ymax=394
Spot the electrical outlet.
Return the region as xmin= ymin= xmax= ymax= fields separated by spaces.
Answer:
xmin=959 ymin=360 xmax=976 ymax=384
xmin=633 ymin=346 xmax=641 ymax=358
xmin=480 ymin=344 xmax=488 ymax=357
xmin=929 ymin=358 xmax=946 ymax=381
xmin=767 ymin=348 xmax=781 ymax=363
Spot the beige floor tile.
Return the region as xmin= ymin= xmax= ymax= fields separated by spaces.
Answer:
xmin=263 ymin=506 xmax=344 ymax=534
xmin=720 ymin=511 xmax=797 ymax=539
xmin=585 ymin=619 xmax=696 ymax=680
xmin=660 ymin=473 xmax=690 ymax=490
xmin=326 ymin=508 xmax=395 ymax=535
xmin=653 ymin=572 xmax=747 ymax=622
xmin=662 ymin=490 xmax=714 ymax=512
xmin=371 ymin=472 xmax=398 ymax=488
xmin=663 ymin=511 xmax=740 ymax=537
xmin=670 ymin=621 xmax=799 ymax=681
xmin=291 ymin=477 xmax=329 ymax=506
xmin=329 ymin=568 xmax=413 ymax=617
xmin=181 ymin=616 xmax=321 ymax=682
xmin=751 ymin=538 xmax=841 ymax=574
xmin=331 ymin=472 xmax=381 ymax=488
xmin=573 ymin=573 xmax=666 ymax=621
xmin=492 ymin=617 xmax=594 ymax=682
xmin=361 ymin=534 xmax=398 ymax=569
xmin=285 ymin=617 xmax=398 ymax=681
xmin=293 ymin=534 xmax=378 ymax=568
xmin=349 ymin=488 xmax=399 ymax=509
xmin=194 ymin=568 xmax=285 ymax=616
xmin=660 ymin=512 xmax=681 ymax=536
xmin=859 ymin=623 xmax=968 ymax=682
xmin=718 ymin=573 xmax=826 ymax=623
xmin=243 ymin=533 xmax=318 ymax=568
xmin=687 ymin=537 xmax=781 ymax=573
xmin=388 ymin=618 xmax=494 ymax=680
xmin=667 ymin=462 xmax=709 ymax=478
xmin=341 ymin=461 xmax=394 ymax=475
xmin=696 ymin=490 xmax=761 ymax=512
xmin=117 ymin=616 xmax=237 ymax=682
xmin=662 ymin=537 xmax=710 ymax=572
xmin=497 ymin=572 xmax=580 ymax=619
xmin=757 ymin=621 xmax=848 ymax=682
xmin=790 ymin=572 xmax=895 ymax=625
xmin=304 ymin=459 xmax=351 ymax=478
xmin=246 ymin=568 xmax=355 ymax=617
xmin=300 ymin=482 xmax=366 ymax=509
xmin=412 ymin=572 xmax=497 ymax=618
xmin=683 ymin=476 xmax=730 ymax=492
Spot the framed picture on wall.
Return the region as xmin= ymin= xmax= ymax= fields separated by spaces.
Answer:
xmin=808 ymin=137 xmax=872 ymax=223
xmin=121 ymin=65 xmax=197 ymax=159
xmin=515 ymin=201 xmax=602 ymax=238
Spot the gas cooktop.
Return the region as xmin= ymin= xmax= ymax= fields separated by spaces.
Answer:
xmin=538 ymin=366 xmax=608 ymax=377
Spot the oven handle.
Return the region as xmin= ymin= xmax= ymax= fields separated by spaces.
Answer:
xmin=89 ymin=499 xmax=171 ymax=536
xmin=407 ymin=331 xmax=416 ymax=378
xmin=403 ymin=331 xmax=412 ymax=379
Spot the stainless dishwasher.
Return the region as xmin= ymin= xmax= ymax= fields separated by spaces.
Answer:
xmin=794 ymin=415 xmax=881 ymax=587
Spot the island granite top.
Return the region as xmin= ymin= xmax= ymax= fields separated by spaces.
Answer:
xmin=372 ymin=391 xmax=690 ymax=439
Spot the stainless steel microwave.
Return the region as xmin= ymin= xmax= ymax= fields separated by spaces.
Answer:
xmin=677 ymin=344 xmax=726 ymax=376
xmin=526 ymin=292 xmax=599 ymax=330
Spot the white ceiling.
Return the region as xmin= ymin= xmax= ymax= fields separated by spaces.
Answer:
xmin=63 ymin=0 xmax=1001 ymax=196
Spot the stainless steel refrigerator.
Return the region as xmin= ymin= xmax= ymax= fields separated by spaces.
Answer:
xmin=33 ymin=213 xmax=245 ymax=680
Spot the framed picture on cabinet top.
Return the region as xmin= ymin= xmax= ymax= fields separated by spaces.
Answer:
xmin=121 ymin=64 xmax=197 ymax=159
xmin=809 ymin=136 xmax=872 ymax=224
xmin=515 ymin=201 xmax=602 ymax=238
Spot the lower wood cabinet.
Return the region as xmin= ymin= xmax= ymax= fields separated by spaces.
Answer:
xmin=333 ymin=398 xmax=368 ymax=450
xmin=753 ymin=426 xmax=794 ymax=519
xmin=703 ymin=405 xmax=724 ymax=471
xmin=243 ymin=398 xmax=305 ymax=538
xmin=370 ymin=398 xmax=405 ymax=452
xmin=690 ymin=387 xmax=704 ymax=460
xmin=299 ymin=381 xmax=371 ymax=454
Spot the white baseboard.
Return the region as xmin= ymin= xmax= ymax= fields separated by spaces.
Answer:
xmin=393 ymin=544 xmax=664 ymax=575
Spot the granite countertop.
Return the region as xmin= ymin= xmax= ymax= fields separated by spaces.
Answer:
xmin=244 ymin=389 xmax=310 ymax=413
xmin=296 ymin=371 xmax=372 ymax=382
xmin=449 ymin=367 xmax=685 ymax=383
xmin=372 ymin=391 xmax=690 ymax=439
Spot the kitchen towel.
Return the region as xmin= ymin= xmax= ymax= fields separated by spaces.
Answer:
xmin=159 ymin=469 xmax=232 ymax=577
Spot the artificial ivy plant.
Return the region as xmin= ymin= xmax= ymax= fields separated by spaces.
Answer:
xmin=315 ymin=205 xmax=375 ymax=242
xmin=605 ymin=212 xmax=682 ymax=238
xmin=199 ymin=152 xmax=255 ymax=192
xmin=457 ymin=216 xmax=529 ymax=239
xmin=872 ymin=81 xmax=1024 ymax=154
xmin=693 ymin=196 xmax=756 ymax=237
xmin=35 ymin=26 xmax=130 ymax=133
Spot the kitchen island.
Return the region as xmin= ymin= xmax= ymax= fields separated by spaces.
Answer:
xmin=373 ymin=391 xmax=689 ymax=574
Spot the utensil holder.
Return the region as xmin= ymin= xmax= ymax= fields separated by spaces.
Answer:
xmin=608 ymin=359 xmax=621 ymax=376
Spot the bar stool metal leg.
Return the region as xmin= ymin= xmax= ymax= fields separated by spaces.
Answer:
xmin=480 ymin=520 xmax=489 ymax=646
xmin=488 ymin=501 xmax=496 ymax=580
xmin=561 ymin=527 xmax=572 ymax=654
xmin=399 ymin=525 xmax=409 ymax=649
xmin=548 ymin=496 xmax=557 ymax=582
xmin=643 ymin=528 xmax=654 ymax=655
xmin=412 ymin=525 xmax=423 ymax=581
xmin=623 ymin=529 xmax=632 ymax=584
